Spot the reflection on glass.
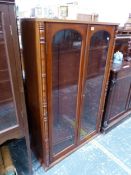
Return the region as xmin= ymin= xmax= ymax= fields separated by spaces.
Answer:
xmin=114 ymin=38 xmax=131 ymax=59
xmin=80 ymin=31 xmax=110 ymax=140
xmin=0 ymin=12 xmax=17 ymax=132
xmin=109 ymin=77 xmax=131 ymax=120
xmin=52 ymin=30 xmax=82 ymax=155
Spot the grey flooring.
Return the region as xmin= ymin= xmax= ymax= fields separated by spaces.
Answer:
xmin=9 ymin=115 xmax=131 ymax=175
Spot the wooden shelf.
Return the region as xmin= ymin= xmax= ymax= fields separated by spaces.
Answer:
xmin=0 ymin=98 xmax=13 ymax=104
xmin=0 ymin=79 xmax=10 ymax=83
xmin=90 ymin=45 xmax=108 ymax=50
xmin=0 ymin=41 xmax=5 ymax=45
xmin=0 ymin=69 xmax=8 ymax=72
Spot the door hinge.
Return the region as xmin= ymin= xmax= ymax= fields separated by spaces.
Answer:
xmin=9 ymin=25 xmax=13 ymax=36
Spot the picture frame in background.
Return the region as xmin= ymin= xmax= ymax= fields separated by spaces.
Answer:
xmin=59 ymin=6 xmax=68 ymax=19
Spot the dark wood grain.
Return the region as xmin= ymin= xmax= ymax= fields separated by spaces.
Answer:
xmin=21 ymin=20 xmax=44 ymax=163
xmin=102 ymin=36 xmax=131 ymax=133
xmin=102 ymin=30 xmax=131 ymax=132
xmin=102 ymin=61 xmax=131 ymax=131
xmin=0 ymin=2 xmax=32 ymax=174
xmin=21 ymin=19 xmax=117 ymax=168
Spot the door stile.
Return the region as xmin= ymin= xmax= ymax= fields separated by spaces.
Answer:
xmin=125 ymin=83 xmax=131 ymax=110
xmin=74 ymin=25 xmax=88 ymax=146
xmin=46 ymin=23 xmax=87 ymax=162
xmin=77 ymin=25 xmax=117 ymax=143
xmin=76 ymin=24 xmax=91 ymax=145
xmin=0 ymin=5 xmax=20 ymax=129
xmin=94 ymin=26 xmax=117 ymax=132
xmin=45 ymin=22 xmax=53 ymax=164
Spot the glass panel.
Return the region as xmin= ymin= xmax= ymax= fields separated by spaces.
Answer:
xmin=114 ymin=38 xmax=131 ymax=60
xmin=80 ymin=30 xmax=110 ymax=140
xmin=52 ymin=30 xmax=82 ymax=155
xmin=0 ymin=12 xmax=17 ymax=132
xmin=109 ymin=76 xmax=131 ymax=120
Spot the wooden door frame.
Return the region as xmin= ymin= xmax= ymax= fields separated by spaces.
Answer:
xmin=0 ymin=4 xmax=23 ymax=137
xmin=78 ymin=24 xmax=117 ymax=145
xmin=0 ymin=3 xmax=32 ymax=174
xmin=45 ymin=22 xmax=87 ymax=163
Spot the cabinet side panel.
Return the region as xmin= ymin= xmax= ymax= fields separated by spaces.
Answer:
xmin=21 ymin=20 xmax=44 ymax=161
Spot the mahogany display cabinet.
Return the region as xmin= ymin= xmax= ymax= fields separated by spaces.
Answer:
xmin=102 ymin=33 xmax=131 ymax=132
xmin=0 ymin=0 xmax=31 ymax=173
xmin=21 ymin=19 xmax=118 ymax=168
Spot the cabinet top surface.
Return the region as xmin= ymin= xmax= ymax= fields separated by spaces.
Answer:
xmin=21 ymin=18 xmax=119 ymax=26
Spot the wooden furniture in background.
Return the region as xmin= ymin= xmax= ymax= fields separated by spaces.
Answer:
xmin=102 ymin=32 xmax=131 ymax=132
xmin=21 ymin=19 xmax=117 ymax=169
xmin=0 ymin=0 xmax=31 ymax=174
xmin=77 ymin=13 xmax=98 ymax=22
xmin=102 ymin=62 xmax=131 ymax=131
xmin=124 ymin=13 xmax=131 ymax=30
xmin=0 ymin=145 xmax=17 ymax=175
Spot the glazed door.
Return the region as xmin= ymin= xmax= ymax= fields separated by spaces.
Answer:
xmin=79 ymin=25 xmax=114 ymax=142
xmin=46 ymin=23 xmax=115 ymax=163
xmin=109 ymin=75 xmax=131 ymax=122
xmin=0 ymin=5 xmax=20 ymax=133
xmin=46 ymin=23 xmax=87 ymax=161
